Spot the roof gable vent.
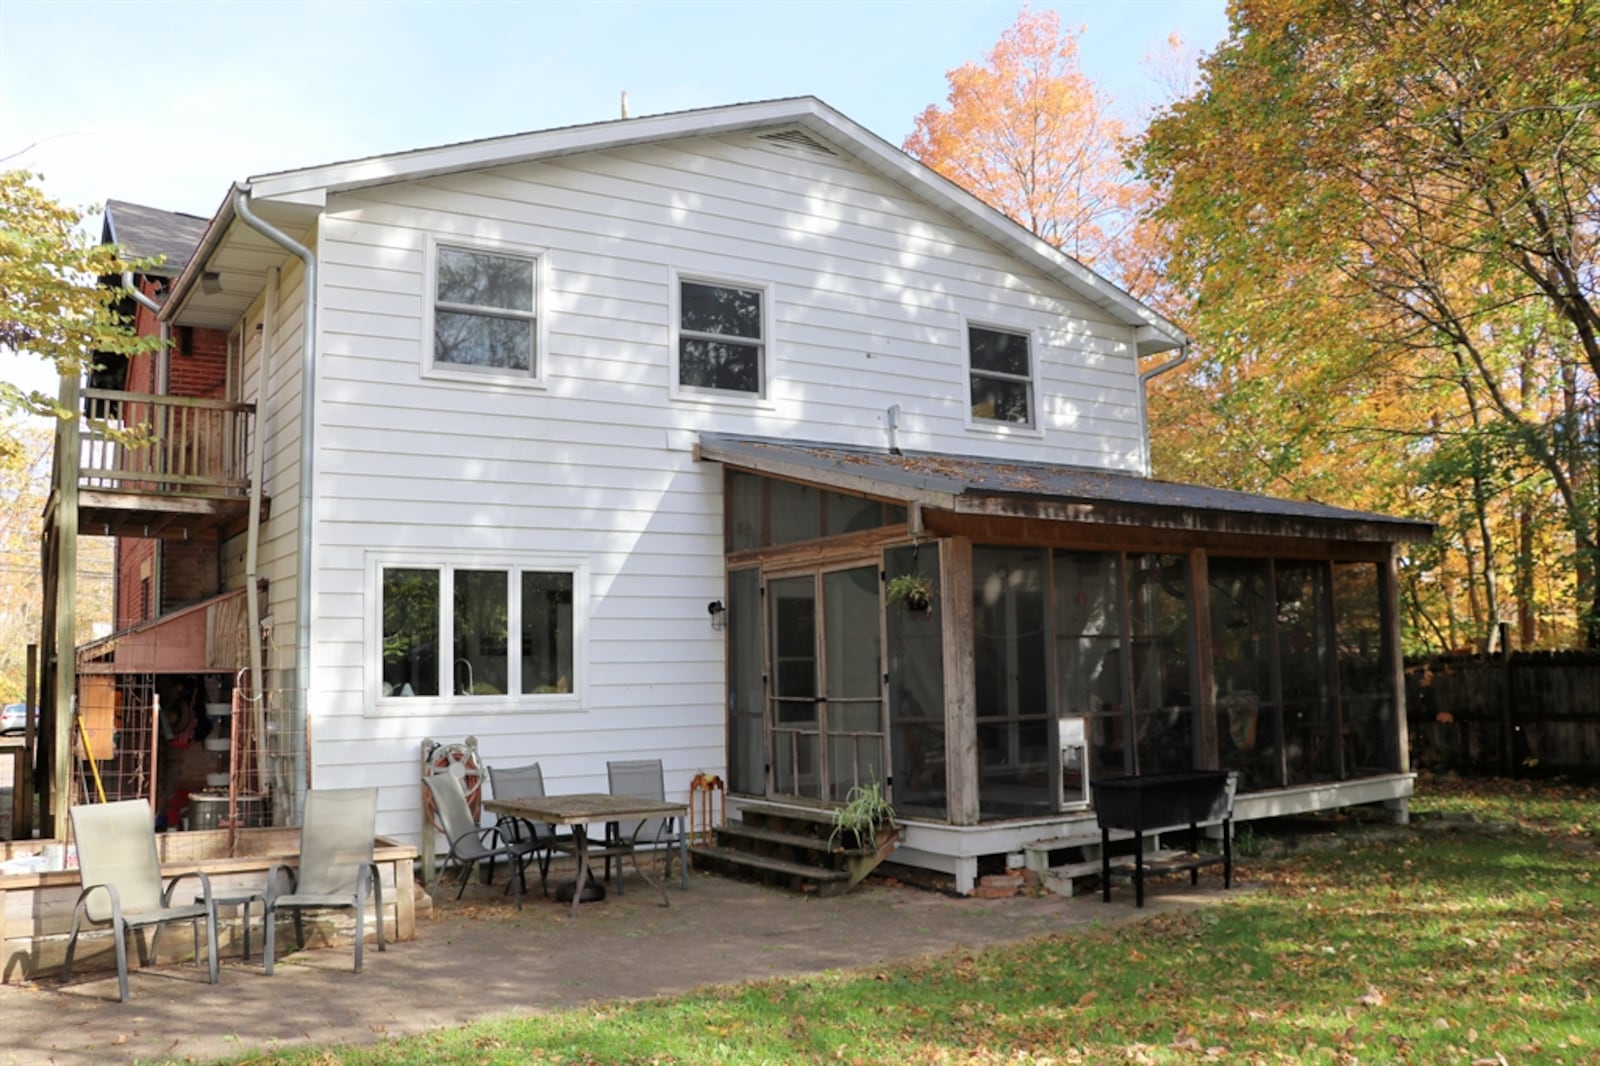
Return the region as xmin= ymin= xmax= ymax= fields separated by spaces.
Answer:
xmin=756 ymin=129 xmax=837 ymax=157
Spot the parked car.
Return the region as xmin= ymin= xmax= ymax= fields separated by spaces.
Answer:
xmin=1 ymin=702 xmax=37 ymax=736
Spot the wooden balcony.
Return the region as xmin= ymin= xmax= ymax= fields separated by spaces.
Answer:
xmin=63 ymin=388 xmax=263 ymax=540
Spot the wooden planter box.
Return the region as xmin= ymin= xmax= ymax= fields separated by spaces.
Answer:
xmin=0 ymin=829 xmax=417 ymax=984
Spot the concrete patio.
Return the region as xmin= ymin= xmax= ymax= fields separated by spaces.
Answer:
xmin=0 ymin=864 xmax=1239 ymax=1065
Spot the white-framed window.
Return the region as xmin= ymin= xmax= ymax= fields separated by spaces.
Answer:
xmin=374 ymin=555 xmax=584 ymax=710
xmin=425 ymin=237 xmax=545 ymax=385
xmin=967 ymin=322 xmax=1036 ymax=427
xmin=672 ymin=273 xmax=770 ymax=399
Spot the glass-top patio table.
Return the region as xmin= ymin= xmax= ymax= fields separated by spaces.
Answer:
xmin=483 ymin=793 xmax=688 ymax=917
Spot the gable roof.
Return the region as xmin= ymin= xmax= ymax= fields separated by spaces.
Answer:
xmin=169 ymin=97 xmax=1185 ymax=353
xmin=101 ymin=200 xmax=210 ymax=277
xmin=698 ymin=433 xmax=1435 ymax=545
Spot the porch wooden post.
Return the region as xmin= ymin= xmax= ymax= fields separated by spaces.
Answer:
xmin=940 ymin=537 xmax=978 ymax=826
xmin=51 ymin=371 xmax=81 ymax=840
xmin=1188 ymin=549 xmax=1219 ymax=769
xmin=1383 ymin=546 xmax=1411 ymax=775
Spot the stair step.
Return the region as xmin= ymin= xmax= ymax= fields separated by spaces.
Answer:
xmin=716 ymin=822 xmax=835 ymax=854
xmin=690 ymin=844 xmax=849 ymax=883
xmin=735 ymin=800 xmax=838 ymax=828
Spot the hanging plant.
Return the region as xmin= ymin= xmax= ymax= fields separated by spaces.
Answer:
xmin=886 ymin=572 xmax=936 ymax=613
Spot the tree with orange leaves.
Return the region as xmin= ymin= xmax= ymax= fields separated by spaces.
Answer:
xmin=904 ymin=7 xmax=1153 ymax=298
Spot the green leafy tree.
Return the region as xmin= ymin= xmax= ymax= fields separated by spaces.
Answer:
xmin=0 ymin=417 xmax=112 ymax=703
xmin=0 ymin=170 xmax=162 ymax=456
xmin=1137 ymin=0 xmax=1600 ymax=648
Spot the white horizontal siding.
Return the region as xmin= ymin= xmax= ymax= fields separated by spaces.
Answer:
xmin=291 ymin=131 xmax=1153 ymax=844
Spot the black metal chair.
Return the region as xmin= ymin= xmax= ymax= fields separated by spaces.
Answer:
xmin=605 ymin=758 xmax=688 ymax=890
xmin=485 ymin=762 xmax=562 ymax=897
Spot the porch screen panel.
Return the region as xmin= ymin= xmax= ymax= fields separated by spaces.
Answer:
xmin=1209 ymin=558 xmax=1282 ymax=791
xmin=1334 ymin=562 xmax=1397 ymax=774
xmin=1054 ymin=550 xmax=1127 ymax=783
xmin=769 ymin=480 xmax=821 ymax=546
xmin=824 ymin=566 xmax=884 ymax=801
xmin=973 ymin=546 xmax=1052 ymax=817
xmin=1128 ymin=553 xmax=1197 ymax=775
xmin=727 ymin=567 xmax=765 ymax=795
xmin=886 ymin=546 xmax=946 ymax=818
xmin=1277 ymin=562 xmax=1338 ymax=784
xmin=769 ymin=575 xmax=820 ymax=798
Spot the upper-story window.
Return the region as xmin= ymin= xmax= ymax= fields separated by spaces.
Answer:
xmin=968 ymin=324 xmax=1034 ymax=426
xmin=677 ymin=278 xmax=765 ymax=397
xmin=431 ymin=242 xmax=541 ymax=381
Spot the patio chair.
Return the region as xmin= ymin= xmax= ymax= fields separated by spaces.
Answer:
xmin=486 ymin=762 xmax=565 ymax=897
xmin=63 ymin=799 xmax=220 ymax=1003
xmin=263 ymin=787 xmax=385 ymax=975
xmin=425 ymin=771 xmax=534 ymax=908
xmin=606 ymin=758 xmax=689 ymax=890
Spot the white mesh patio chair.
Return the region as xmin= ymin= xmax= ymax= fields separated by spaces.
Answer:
xmin=425 ymin=771 xmax=534 ymax=908
xmin=486 ymin=762 xmax=567 ymax=897
xmin=263 ymin=787 xmax=384 ymax=975
xmin=606 ymin=758 xmax=689 ymax=890
xmin=63 ymin=799 xmax=220 ymax=1003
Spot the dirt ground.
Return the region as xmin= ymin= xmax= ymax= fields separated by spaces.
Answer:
xmin=0 ymin=864 xmax=1238 ymax=1066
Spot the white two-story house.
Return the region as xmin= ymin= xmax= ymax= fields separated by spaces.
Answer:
xmin=43 ymin=98 xmax=1430 ymax=892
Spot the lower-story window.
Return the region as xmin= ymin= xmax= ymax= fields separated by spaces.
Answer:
xmin=380 ymin=562 xmax=576 ymax=702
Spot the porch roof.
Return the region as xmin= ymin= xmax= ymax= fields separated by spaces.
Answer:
xmin=696 ymin=434 xmax=1435 ymax=545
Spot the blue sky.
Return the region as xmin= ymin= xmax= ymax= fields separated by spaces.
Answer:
xmin=0 ymin=0 xmax=1229 ymax=391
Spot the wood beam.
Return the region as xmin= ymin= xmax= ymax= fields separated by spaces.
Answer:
xmin=941 ymin=537 xmax=978 ymax=826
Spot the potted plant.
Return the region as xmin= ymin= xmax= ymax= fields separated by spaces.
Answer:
xmin=885 ymin=572 xmax=936 ymax=613
xmin=829 ymin=782 xmax=902 ymax=889
xmin=828 ymin=781 xmax=899 ymax=851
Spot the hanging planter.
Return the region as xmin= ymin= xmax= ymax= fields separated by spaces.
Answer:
xmin=886 ymin=572 xmax=936 ymax=613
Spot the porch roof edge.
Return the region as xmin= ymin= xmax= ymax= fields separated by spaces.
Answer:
xmin=696 ymin=433 xmax=1436 ymax=545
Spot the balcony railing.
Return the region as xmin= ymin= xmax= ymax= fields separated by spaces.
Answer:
xmin=78 ymin=388 xmax=254 ymax=500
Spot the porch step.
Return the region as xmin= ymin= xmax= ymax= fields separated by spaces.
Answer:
xmin=691 ymin=799 xmax=899 ymax=897
xmin=715 ymin=821 xmax=835 ymax=854
xmin=734 ymin=800 xmax=837 ymax=832
xmin=690 ymin=844 xmax=851 ymax=895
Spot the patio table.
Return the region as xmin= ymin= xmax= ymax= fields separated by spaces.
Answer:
xmin=483 ymin=793 xmax=688 ymax=918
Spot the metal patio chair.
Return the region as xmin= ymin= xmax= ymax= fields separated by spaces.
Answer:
xmin=263 ymin=787 xmax=385 ymax=974
xmin=486 ymin=762 xmax=569 ymax=897
xmin=425 ymin=771 xmax=533 ymax=908
xmin=605 ymin=758 xmax=689 ymax=890
xmin=63 ymin=799 xmax=220 ymax=1003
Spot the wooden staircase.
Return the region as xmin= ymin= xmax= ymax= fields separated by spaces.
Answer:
xmin=690 ymin=800 xmax=900 ymax=897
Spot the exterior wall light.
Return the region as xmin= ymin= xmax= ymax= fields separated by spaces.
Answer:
xmin=707 ymin=600 xmax=726 ymax=631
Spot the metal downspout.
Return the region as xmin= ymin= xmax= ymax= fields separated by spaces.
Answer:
xmin=1138 ymin=342 xmax=1189 ymax=476
xmin=244 ymin=271 xmax=275 ymax=790
xmin=122 ymin=273 xmax=171 ymax=618
xmin=233 ymin=191 xmax=315 ymax=801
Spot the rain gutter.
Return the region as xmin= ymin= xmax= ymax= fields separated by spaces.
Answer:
xmin=121 ymin=273 xmax=171 ymax=613
xmin=1137 ymin=342 xmax=1190 ymax=476
xmin=232 ymin=190 xmax=315 ymax=794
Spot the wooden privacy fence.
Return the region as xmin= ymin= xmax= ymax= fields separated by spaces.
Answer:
xmin=1405 ymin=651 xmax=1600 ymax=777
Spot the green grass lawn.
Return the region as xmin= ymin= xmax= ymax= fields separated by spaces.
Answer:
xmin=233 ymin=776 xmax=1599 ymax=1065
